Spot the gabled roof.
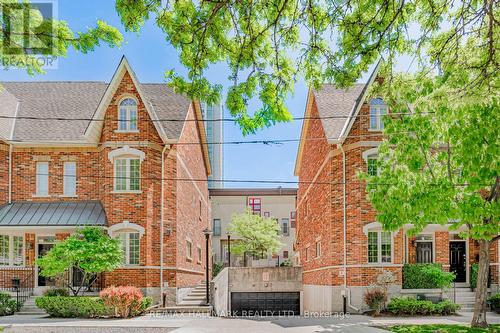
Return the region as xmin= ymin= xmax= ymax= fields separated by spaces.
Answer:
xmin=0 ymin=57 xmax=191 ymax=143
xmin=0 ymin=201 xmax=106 ymax=227
xmin=294 ymin=60 xmax=382 ymax=176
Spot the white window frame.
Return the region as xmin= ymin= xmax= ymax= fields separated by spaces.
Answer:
xmin=369 ymin=98 xmax=387 ymax=131
xmin=114 ymin=158 xmax=141 ymax=192
xmin=186 ymin=239 xmax=193 ymax=260
xmin=213 ymin=219 xmax=221 ymax=236
xmin=117 ymin=97 xmax=139 ymax=132
xmin=116 ymin=232 xmax=140 ymax=266
xmin=63 ymin=161 xmax=77 ymax=197
xmin=367 ymin=230 xmax=393 ymax=264
xmin=35 ymin=161 xmax=49 ymax=196
xmin=0 ymin=235 xmax=25 ymax=267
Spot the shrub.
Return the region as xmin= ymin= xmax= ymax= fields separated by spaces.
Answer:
xmin=403 ymin=264 xmax=455 ymax=289
xmin=364 ymin=288 xmax=387 ymax=315
xmin=99 ymin=286 xmax=143 ymax=318
xmin=44 ymin=288 xmax=70 ymax=297
xmin=212 ymin=262 xmax=225 ymax=278
xmin=0 ymin=292 xmax=18 ymax=316
xmin=470 ymin=263 xmax=478 ymax=290
xmin=35 ymin=296 xmax=107 ymax=318
xmin=387 ymin=297 xmax=460 ymax=316
xmin=280 ymin=259 xmax=292 ymax=267
xmin=489 ymin=294 xmax=500 ymax=314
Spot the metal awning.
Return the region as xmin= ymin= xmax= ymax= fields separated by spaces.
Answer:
xmin=0 ymin=201 xmax=107 ymax=227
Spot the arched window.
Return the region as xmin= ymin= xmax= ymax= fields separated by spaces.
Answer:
xmin=362 ymin=147 xmax=379 ymax=176
xmin=369 ymin=98 xmax=387 ymax=131
xmin=118 ymin=98 xmax=138 ymax=132
xmin=363 ymin=222 xmax=395 ymax=264
xmin=108 ymin=221 xmax=144 ymax=266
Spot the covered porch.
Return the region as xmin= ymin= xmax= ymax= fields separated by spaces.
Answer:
xmin=0 ymin=200 xmax=107 ymax=296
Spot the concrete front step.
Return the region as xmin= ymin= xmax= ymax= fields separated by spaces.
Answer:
xmin=178 ymin=300 xmax=207 ymax=306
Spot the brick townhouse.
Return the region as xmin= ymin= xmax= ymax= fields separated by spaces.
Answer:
xmin=0 ymin=57 xmax=211 ymax=304
xmin=294 ymin=62 xmax=499 ymax=312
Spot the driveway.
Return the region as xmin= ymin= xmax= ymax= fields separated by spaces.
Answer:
xmin=0 ymin=312 xmax=499 ymax=333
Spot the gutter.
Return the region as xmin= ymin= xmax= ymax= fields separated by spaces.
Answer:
xmin=339 ymin=143 xmax=360 ymax=313
xmin=160 ymin=144 xmax=169 ymax=302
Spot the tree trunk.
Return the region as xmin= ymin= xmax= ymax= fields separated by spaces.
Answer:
xmin=471 ymin=239 xmax=490 ymax=328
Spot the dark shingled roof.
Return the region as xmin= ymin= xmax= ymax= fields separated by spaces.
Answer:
xmin=311 ymin=83 xmax=366 ymax=141
xmin=0 ymin=201 xmax=107 ymax=227
xmin=0 ymin=81 xmax=191 ymax=142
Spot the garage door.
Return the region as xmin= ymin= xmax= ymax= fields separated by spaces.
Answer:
xmin=231 ymin=292 xmax=300 ymax=316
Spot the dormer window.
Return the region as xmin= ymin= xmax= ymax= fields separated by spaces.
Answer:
xmin=369 ymin=98 xmax=387 ymax=131
xmin=118 ymin=98 xmax=138 ymax=132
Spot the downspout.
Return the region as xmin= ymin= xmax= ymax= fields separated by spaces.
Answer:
xmin=8 ymin=144 xmax=12 ymax=203
xmin=339 ymin=143 xmax=360 ymax=313
xmin=160 ymin=145 xmax=168 ymax=303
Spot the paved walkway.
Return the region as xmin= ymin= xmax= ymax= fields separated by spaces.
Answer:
xmin=0 ymin=312 xmax=498 ymax=333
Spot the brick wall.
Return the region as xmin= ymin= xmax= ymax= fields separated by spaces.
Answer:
xmin=1 ymin=68 xmax=209 ymax=291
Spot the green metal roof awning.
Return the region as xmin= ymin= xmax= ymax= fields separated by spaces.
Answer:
xmin=0 ymin=201 xmax=107 ymax=227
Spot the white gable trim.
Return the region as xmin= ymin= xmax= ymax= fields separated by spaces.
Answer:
xmin=362 ymin=147 xmax=379 ymax=162
xmin=338 ymin=59 xmax=383 ymax=144
xmin=84 ymin=56 xmax=169 ymax=143
xmin=108 ymin=145 xmax=145 ymax=162
xmin=108 ymin=221 xmax=145 ymax=237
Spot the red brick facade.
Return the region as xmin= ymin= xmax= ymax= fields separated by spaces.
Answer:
xmin=296 ymin=89 xmax=499 ymax=295
xmin=0 ymin=65 xmax=210 ymax=299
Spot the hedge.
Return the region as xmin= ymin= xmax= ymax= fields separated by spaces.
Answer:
xmin=489 ymin=294 xmax=500 ymax=314
xmin=35 ymin=296 xmax=153 ymax=318
xmin=0 ymin=292 xmax=18 ymax=316
xmin=402 ymin=264 xmax=455 ymax=289
xmin=387 ymin=297 xmax=460 ymax=316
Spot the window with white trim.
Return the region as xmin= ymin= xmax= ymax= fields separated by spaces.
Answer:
xmin=63 ymin=161 xmax=77 ymax=196
xmin=0 ymin=235 xmax=24 ymax=266
xmin=368 ymin=231 xmax=392 ymax=263
xmin=186 ymin=240 xmax=193 ymax=260
xmin=36 ymin=162 xmax=49 ymax=196
xmin=118 ymin=98 xmax=138 ymax=132
xmin=114 ymin=158 xmax=140 ymax=191
xmin=369 ymin=98 xmax=387 ymax=130
xmin=213 ymin=219 xmax=221 ymax=236
xmin=116 ymin=232 xmax=140 ymax=265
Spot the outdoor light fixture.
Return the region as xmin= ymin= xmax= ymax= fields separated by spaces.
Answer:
xmin=226 ymin=232 xmax=231 ymax=268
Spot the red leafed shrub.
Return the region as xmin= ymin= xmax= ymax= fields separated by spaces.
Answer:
xmin=100 ymin=286 xmax=143 ymax=318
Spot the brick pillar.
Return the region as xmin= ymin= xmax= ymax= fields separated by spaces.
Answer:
xmin=407 ymin=236 xmax=417 ymax=264
xmin=55 ymin=233 xmax=70 ymax=241
xmin=25 ymin=233 xmax=36 ymax=265
xmin=435 ymin=232 xmax=450 ymax=270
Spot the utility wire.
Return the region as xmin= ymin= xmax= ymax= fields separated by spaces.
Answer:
xmin=0 ymin=111 xmax=436 ymax=123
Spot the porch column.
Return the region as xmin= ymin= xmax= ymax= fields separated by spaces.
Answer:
xmin=24 ymin=233 xmax=36 ymax=266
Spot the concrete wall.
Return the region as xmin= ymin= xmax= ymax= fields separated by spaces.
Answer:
xmin=212 ymin=267 xmax=303 ymax=316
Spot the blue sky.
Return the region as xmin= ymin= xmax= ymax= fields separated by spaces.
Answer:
xmin=1 ymin=1 xmax=408 ymax=188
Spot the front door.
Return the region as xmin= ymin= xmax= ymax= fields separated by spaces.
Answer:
xmin=449 ymin=241 xmax=466 ymax=283
xmin=37 ymin=243 xmax=54 ymax=286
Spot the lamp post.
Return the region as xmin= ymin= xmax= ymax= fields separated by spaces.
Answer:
xmin=227 ymin=233 xmax=231 ymax=267
xmin=203 ymin=228 xmax=212 ymax=305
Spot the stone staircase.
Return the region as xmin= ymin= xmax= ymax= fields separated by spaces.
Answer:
xmin=450 ymin=287 xmax=475 ymax=312
xmin=155 ymin=282 xmax=212 ymax=314
xmin=16 ymin=297 xmax=46 ymax=315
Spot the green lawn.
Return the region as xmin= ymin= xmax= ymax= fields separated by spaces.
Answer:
xmin=387 ymin=324 xmax=500 ymax=333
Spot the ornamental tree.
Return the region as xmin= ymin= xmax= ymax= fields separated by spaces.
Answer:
xmin=228 ymin=210 xmax=283 ymax=263
xmin=37 ymin=227 xmax=123 ymax=296
xmin=361 ymin=46 xmax=499 ymax=327
xmin=115 ymin=0 xmax=497 ymax=134
xmin=0 ymin=0 xmax=122 ymax=74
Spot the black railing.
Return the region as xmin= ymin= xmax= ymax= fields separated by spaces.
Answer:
xmin=0 ymin=266 xmax=35 ymax=309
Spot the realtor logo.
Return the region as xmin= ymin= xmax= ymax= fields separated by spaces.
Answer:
xmin=1 ymin=0 xmax=58 ymax=69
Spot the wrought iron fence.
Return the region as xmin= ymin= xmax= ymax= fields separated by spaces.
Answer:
xmin=0 ymin=266 xmax=35 ymax=309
